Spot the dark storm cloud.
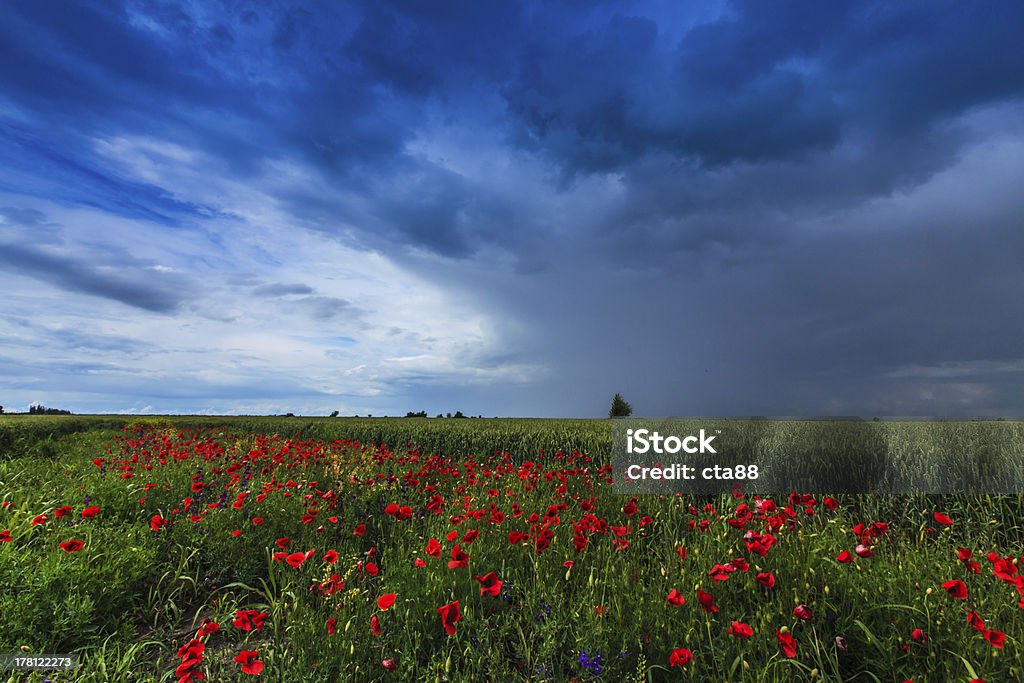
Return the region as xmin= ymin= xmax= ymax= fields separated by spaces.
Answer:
xmin=2 ymin=1 xmax=1023 ymax=416
xmin=439 ymin=129 xmax=1024 ymax=417
xmin=0 ymin=243 xmax=185 ymax=313
xmin=502 ymin=1 xmax=1024 ymax=173
xmin=3 ymin=1 xmax=1021 ymax=255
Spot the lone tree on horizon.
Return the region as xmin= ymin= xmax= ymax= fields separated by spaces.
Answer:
xmin=608 ymin=393 xmax=632 ymax=418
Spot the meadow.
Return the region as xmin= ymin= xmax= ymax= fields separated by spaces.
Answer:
xmin=1 ymin=415 xmax=1022 ymax=682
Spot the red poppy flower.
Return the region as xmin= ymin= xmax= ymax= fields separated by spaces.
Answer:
xmin=942 ymin=579 xmax=968 ymax=599
xmin=854 ymin=544 xmax=874 ymax=558
xmin=563 ymin=560 xmax=574 ymax=568
xmin=178 ymin=638 xmax=204 ymax=663
xmin=508 ymin=531 xmax=529 ymax=545
xmin=697 ymin=589 xmax=719 ymax=613
xmin=446 ymin=529 xmax=459 ymax=542
xmin=198 ymin=621 xmax=219 ymax=638
xmin=911 ymin=628 xmax=927 ymax=643
xmin=54 ymin=505 xmax=73 ymax=518
xmin=823 ymin=497 xmax=839 ymax=511
xmin=668 ymin=648 xmax=693 ymax=667
xmin=285 ymin=551 xmax=308 ymax=569
xmin=0 ymin=530 xmax=12 ymax=542
xmin=728 ymin=621 xmax=754 ymax=638
xmin=249 ymin=611 xmax=268 ymax=632
xmin=353 ymin=524 xmax=366 ymax=536
xmin=475 ymin=572 xmax=503 ymax=597
xmin=233 ymin=649 xmax=264 ymax=675
xmin=793 ymin=604 xmax=813 ymax=621
xmin=377 ymin=593 xmax=397 ymax=610
xmin=150 ymin=514 xmax=168 ymax=531
xmin=59 ymin=539 xmax=85 ymax=552
xmin=983 ymin=629 xmax=1006 ymax=649
xmin=276 ymin=537 xmax=290 ymax=549
xmin=933 ymin=512 xmax=954 ymax=526
xmin=836 ymin=550 xmax=854 ymax=563
xmin=414 ymin=557 xmax=426 ymax=568
xmin=666 ymin=589 xmax=686 ymax=606
xmin=957 ymin=547 xmax=973 ymax=561
xmin=371 ymin=614 xmax=382 ymax=636
xmin=756 ymin=572 xmax=776 ymax=588
xmin=326 ymin=617 xmax=336 ymax=636
xmin=252 ymin=517 xmax=263 ymax=525
xmin=447 ymin=545 xmax=469 ymax=569
xmin=31 ymin=513 xmax=48 ymax=526
xmin=437 ymin=600 xmax=461 ymax=635
xmin=777 ymin=629 xmax=797 ymax=658
xmin=462 ymin=529 xmax=480 ymax=544
xmin=992 ymin=558 xmax=1017 ymax=582
xmin=572 ymin=533 xmax=588 ymax=553
xmin=709 ymin=564 xmax=735 ymax=582
xmin=232 ymin=609 xmax=267 ymax=632
xmin=323 ymin=549 xmax=338 ymax=564
xmin=536 ymin=527 xmax=557 ymax=553
xmin=426 ymin=538 xmax=442 ymax=558
xmin=967 ymin=610 xmax=986 ymax=631
xmin=382 ymin=658 xmax=397 ymax=671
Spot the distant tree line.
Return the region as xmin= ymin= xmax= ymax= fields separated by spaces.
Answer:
xmin=318 ymin=410 xmax=484 ymax=418
xmin=28 ymin=405 xmax=72 ymax=415
xmin=405 ymin=411 xmax=486 ymax=418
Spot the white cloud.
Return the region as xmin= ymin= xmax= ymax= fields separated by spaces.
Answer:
xmin=0 ymin=130 xmax=543 ymax=414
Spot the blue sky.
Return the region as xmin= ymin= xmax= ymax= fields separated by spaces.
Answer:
xmin=1 ymin=1 xmax=1023 ymax=417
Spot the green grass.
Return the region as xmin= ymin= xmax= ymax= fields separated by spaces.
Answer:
xmin=0 ymin=416 xmax=1022 ymax=682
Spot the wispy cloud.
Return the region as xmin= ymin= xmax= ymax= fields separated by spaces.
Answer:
xmin=0 ymin=243 xmax=186 ymax=312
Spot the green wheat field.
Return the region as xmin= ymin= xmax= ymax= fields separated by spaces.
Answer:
xmin=1 ymin=416 xmax=1022 ymax=682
